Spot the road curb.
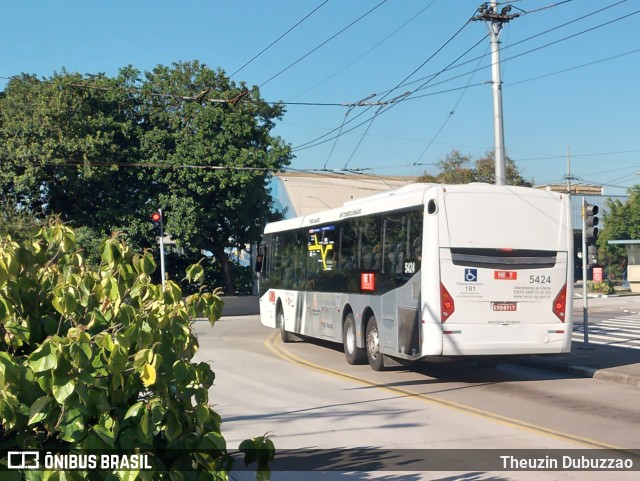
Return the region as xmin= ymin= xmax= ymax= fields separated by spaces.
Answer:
xmin=515 ymin=357 xmax=640 ymax=388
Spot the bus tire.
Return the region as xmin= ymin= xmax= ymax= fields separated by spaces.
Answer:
xmin=343 ymin=313 xmax=366 ymax=365
xmin=365 ymin=315 xmax=385 ymax=371
xmin=278 ymin=308 xmax=294 ymax=343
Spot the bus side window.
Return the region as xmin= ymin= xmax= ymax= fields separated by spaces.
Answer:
xmin=255 ymin=253 xmax=264 ymax=273
xmin=262 ymin=244 xmax=270 ymax=278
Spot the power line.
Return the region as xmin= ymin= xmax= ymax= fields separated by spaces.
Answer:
xmin=413 ymin=42 xmax=490 ymax=166
xmin=259 ymin=0 xmax=390 ymax=88
xmin=383 ymin=4 xmax=640 ymax=103
xmin=288 ymin=0 xmax=439 ymax=102
xmin=229 ymin=0 xmax=330 ymax=79
xmin=293 ymin=14 xmax=478 ymax=156
xmin=514 ymin=148 xmax=640 ymax=162
xmin=4 ymin=2 xmax=632 ymax=112
xmin=341 ymin=14 xmax=476 ymax=167
xmin=295 ymin=27 xmax=484 ymax=157
xmin=515 ymin=0 xmax=576 ymax=16
xmin=509 ymin=46 xmax=640 ymax=86
xmin=37 ymin=160 xmax=301 ymax=173
xmin=292 ymin=1 xmax=631 ymax=156
xmin=381 ymin=0 xmax=629 ymax=96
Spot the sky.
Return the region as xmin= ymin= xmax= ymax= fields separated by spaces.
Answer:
xmin=2 ymin=0 xmax=639 ymax=195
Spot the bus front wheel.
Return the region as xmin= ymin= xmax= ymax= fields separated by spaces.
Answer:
xmin=365 ymin=315 xmax=385 ymax=371
xmin=277 ymin=309 xmax=294 ymax=343
xmin=343 ymin=313 xmax=366 ymax=365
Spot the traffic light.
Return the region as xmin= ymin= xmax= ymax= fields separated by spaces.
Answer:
xmin=585 ymin=203 xmax=599 ymax=244
xmin=587 ymin=244 xmax=598 ymax=266
xmin=150 ymin=210 xmax=163 ymax=235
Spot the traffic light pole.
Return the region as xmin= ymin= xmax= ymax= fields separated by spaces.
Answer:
xmin=158 ymin=208 xmax=166 ymax=289
xmin=581 ymin=199 xmax=591 ymax=349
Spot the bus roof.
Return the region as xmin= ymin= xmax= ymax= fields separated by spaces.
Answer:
xmin=264 ymin=183 xmax=566 ymax=234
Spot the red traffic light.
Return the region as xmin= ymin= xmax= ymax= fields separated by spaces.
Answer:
xmin=150 ymin=211 xmax=163 ymax=233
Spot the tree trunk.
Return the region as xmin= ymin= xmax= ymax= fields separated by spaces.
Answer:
xmin=213 ymin=246 xmax=235 ymax=294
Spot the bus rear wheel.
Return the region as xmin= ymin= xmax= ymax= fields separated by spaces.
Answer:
xmin=365 ymin=315 xmax=385 ymax=371
xmin=343 ymin=313 xmax=366 ymax=365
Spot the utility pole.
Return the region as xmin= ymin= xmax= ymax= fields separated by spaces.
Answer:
xmin=473 ymin=2 xmax=520 ymax=185
xmin=564 ymin=146 xmax=579 ymax=193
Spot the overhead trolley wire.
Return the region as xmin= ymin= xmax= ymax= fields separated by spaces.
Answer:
xmin=229 ymin=0 xmax=330 ymax=79
xmin=294 ymin=11 xmax=477 ymax=158
xmin=290 ymin=0 xmax=439 ymax=101
xmin=380 ymin=0 xmax=629 ymax=96
xmin=413 ymin=42 xmax=490 ymax=166
xmin=509 ymin=46 xmax=640 ymax=87
xmin=341 ymin=13 xmax=476 ymax=169
xmin=259 ymin=0 xmax=390 ymax=88
xmin=294 ymin=0 xmax=617 ymax=157
xmin=293 ymin=30 xmax=487 ymax=155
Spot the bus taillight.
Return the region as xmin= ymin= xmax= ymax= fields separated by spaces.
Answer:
xmin=440 ymin=283 xmax=455 ymax=322
xmin=552 ymin=283 xmax=567 ymax=321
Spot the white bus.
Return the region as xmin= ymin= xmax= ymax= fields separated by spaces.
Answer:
xmin=256 ymin=183 xmax=573 ymax=371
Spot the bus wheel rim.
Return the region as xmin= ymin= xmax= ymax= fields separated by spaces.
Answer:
xmin=367 ymin=327 xmax=379 ymax=359
xmin=346 ymin=323 xmax=355 ymax=354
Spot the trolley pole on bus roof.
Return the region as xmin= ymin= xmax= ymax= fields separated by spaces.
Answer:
xmin=472 ymin=2 xmax=520 ymax=186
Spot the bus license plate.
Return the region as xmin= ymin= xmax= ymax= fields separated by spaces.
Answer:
xmin=492 ymin=302 xmax=517 ymax=312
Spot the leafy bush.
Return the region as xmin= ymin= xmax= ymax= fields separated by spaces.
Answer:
xmin=587 ymin=280 xmax=614 ymax=295
xmin=0 ymin=223 xmax=273 ymax=480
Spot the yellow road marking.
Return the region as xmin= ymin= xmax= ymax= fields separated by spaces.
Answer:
xmin=264 ymin=331 xmax=624 ymax=450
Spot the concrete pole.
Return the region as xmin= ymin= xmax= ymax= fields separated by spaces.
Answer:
xmin=488 ymin=1 xmax=506 ymax=186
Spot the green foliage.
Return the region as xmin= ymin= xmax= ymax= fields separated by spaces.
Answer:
xmin=165 ymin=251 xmax=254 ymax=296
xmin=599 ymin=186 xmax=640 ymax=258
xmin=0 ymin=61 xmax=292 ymax=293
xmin=587 ymin=280 xmax=614 ymax=295
xmin=0 ymin=223 xmax=274 ymax=479
xmin=0 ymin=201 xmax=44 ymax=243
xmin=416 ymin=150 xmax=532 ymax=186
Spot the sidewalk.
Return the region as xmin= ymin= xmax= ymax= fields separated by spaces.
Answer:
xmin=527 ymin=285 xmax=639 ymax=387
xmin=516 ymin=342 xmax=640 ymax=388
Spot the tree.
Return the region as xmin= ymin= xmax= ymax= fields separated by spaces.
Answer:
xmin=416 ymin=149 xmax=532 ymax=186
xmin=0 ymin=69 xmax=151 ymax=247
xmin=139 ymin=61 xmax=292 ymax=293
xmin=0 ymin=62 xmax=292 ymax=292
xmin=599 ymin=186 xmax=640 ymax=258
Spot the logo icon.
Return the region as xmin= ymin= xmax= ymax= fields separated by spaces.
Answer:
xmin=8 ymin=451 xmax=40 ymax=469
xmin=465 ymin=268 xmax=478 ymax=282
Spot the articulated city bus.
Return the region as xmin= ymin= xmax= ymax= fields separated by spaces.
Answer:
xmin=256 ymin=183 xmax=573 ymax=370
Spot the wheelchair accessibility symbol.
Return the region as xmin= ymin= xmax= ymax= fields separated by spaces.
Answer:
xmin=465 ymin=268 xmax=478 ymax=282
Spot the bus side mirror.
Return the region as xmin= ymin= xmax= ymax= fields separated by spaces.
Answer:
xmin=255 ymin=253 xmax=264 ymax=273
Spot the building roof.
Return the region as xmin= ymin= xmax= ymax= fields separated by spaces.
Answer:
xmin=536 ymin=183 xmax=604 ymax=195
xmin=271 ymin=172 xmax=414 ymax=218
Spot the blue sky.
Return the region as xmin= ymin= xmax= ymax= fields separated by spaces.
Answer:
xmin=2 ymin=0 xmax=639 ymax=194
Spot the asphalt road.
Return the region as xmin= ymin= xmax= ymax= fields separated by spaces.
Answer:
xmin=192 ymin=312 xmax=640 ymax=480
